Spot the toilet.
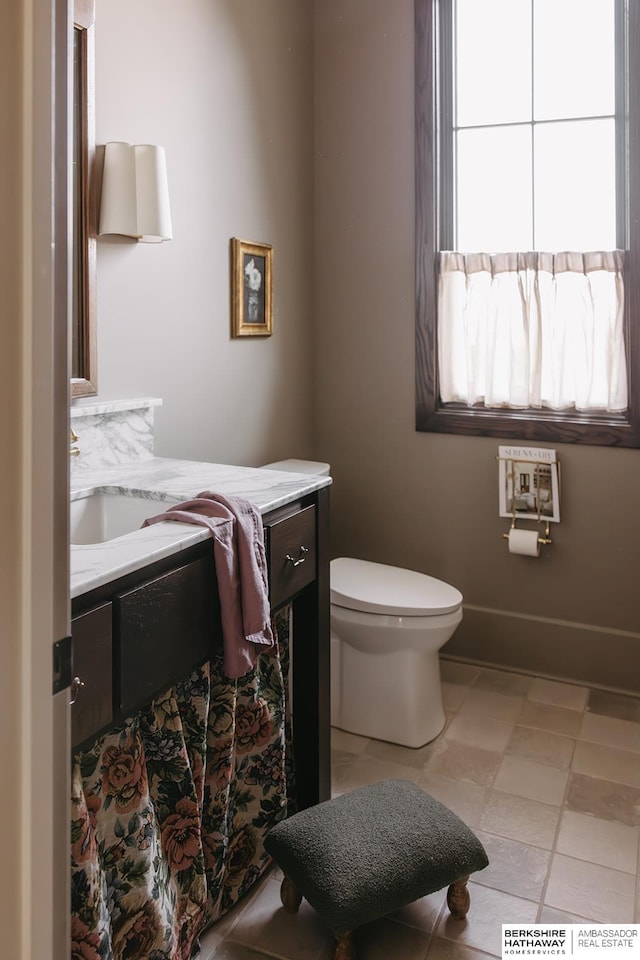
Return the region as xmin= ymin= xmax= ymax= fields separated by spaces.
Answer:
xmin=330 ymin=558 xmax=462 ymax=747
xmin=261 ymin=460 xmax=464 ymax=748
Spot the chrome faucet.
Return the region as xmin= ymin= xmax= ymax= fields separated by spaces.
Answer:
xmin=70 ymin=427 xmax=80 ymax=457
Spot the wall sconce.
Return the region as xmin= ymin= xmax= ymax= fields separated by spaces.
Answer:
xmin=98 ymin=142 xmax=173 ymax=243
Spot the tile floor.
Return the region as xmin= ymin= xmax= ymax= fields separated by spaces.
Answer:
xmin=198 ymin=661 xmax=640 ymax=960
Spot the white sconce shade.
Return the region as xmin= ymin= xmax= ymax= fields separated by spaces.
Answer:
xmin=99 ymin=142 xmax=173 ymax=242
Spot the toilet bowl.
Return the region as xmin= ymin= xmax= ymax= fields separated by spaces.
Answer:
xmin=260 ymin=459 xmax=463 ymax=748
xmin=331 ymin=558 xmax=462 ymax=748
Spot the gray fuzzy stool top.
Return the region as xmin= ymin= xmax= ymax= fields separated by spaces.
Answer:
xmin=264 ymin=779 xmax=489 ymax=940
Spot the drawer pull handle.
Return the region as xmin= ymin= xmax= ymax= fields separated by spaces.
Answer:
xmin=70 ymin=675 xmax=85 ymax=705
xmin=286 ymin=546 xmax=309 ymax=567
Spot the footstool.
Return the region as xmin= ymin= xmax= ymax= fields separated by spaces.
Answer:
xmin=264 ymin=779 xmax=489 ymax=960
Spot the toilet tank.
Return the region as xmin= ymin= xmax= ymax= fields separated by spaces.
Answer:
xmin=261 ymin=459 xmax=330 ymax=476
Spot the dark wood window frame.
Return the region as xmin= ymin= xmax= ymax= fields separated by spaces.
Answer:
xmin=415 ymin=0 xmax=640 ymax=447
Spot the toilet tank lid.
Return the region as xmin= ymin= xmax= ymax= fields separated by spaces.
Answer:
xmin=261 ymin=459 xmax=331 ymax=476
xmin=330 ymin=557 xmax=463 ymax=616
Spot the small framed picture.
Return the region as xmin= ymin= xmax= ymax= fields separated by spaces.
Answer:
xmin=498 ymin=445 xmax=561 ymax=524
xmin=231 ymin=237 xmax=273 ymax=337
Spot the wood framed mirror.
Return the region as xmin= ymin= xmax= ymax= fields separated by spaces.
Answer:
xmin=71 ymin=0 xmax=97 ymax=397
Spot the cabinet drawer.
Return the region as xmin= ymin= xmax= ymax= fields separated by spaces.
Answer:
xmin=268 ymin=505 xmax=316 ymax=609
xmin=115 ymin=556 xmax=216 ymax=715
xmin=71 ymin=602 xmax=113 ymax=747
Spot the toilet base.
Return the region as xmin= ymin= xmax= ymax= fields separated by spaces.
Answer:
xmin=334 ymin=642 xmax=446 ymax=748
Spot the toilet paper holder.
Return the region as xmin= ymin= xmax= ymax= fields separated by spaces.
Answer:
xmin=501 ymin=518 xmax=552 ymax=546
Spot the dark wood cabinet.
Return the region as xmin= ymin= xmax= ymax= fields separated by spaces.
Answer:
xmin=71 ymin=601 xmax=113 ymax=747
xmin=115 ymin=556 xmax=216 ymax=715
xmin=266 ymin=503 xmax=317 ymax=609
xmin=71 ymin=486 xmax=330 ymax=807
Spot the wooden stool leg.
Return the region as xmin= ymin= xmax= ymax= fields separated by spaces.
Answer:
xmin=447 ymin=875 xmax=470 ymax=919
xmin=280 ymin=875 xmax=303 ymax=913
xmin=333 ymin=931 xmax=357 ymax=960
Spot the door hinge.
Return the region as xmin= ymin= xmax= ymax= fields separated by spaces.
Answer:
xmin=52 ymin=635 xmax=72 ymax=695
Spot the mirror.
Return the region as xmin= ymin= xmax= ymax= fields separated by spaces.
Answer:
xmin=71 ymin=0 xmax=97 ymax=397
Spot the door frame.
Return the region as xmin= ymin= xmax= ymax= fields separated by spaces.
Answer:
xmin=0 ymin=0 xmax=70 ymax=956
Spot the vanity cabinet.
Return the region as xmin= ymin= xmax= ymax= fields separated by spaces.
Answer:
xmin=116 ymin=555 xmax=216 ymax=715
xmin=71 ymin=542 xmax=217 ymax=748
xmin=71 ymin=486 xmax=331 ymax=809
xmin=264 ymin=492 xmax=331 ymax=809
xmin=71 ymin=601 xmax=112 ymax=747
xmin=266 ymin=503 xmax=317 ymax=609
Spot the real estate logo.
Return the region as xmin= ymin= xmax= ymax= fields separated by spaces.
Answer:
xmin=502 ymin=925 xmax=640 ymax=959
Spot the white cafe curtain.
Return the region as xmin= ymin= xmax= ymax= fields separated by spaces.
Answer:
xmin=437 ymin=250 xmax=627 ymax=412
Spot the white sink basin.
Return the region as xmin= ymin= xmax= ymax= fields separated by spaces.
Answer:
xmin=70 ymin=492 xmax=178 ymax=545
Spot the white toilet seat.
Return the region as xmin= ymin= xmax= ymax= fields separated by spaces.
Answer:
xmin=330 ymin=557 xmax=463 ymax=617
xmin=330 ymin=602 xmax=462 ymax=632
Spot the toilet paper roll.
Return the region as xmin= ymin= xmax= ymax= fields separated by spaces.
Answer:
xmin=508 ymin=528 xmax=540 ymax=557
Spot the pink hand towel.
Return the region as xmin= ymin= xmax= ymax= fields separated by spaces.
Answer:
xmin=142 ymin=491 xmax=273 ymax=678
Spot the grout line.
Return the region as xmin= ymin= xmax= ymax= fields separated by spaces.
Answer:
xmin=441 ymin=652 xmax=637 ymax=700
xmin=536 ymin=755 xmax=572 ymax=921
xmin=422 ymin=896 xmax=447 ymax=959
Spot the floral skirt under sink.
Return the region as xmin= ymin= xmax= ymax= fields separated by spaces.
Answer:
xmin=70 ymin=607 xmax=293 ymax=960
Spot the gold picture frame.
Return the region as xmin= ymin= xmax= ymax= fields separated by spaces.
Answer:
xmin=231 ymin=237 xmax=273 ymax=337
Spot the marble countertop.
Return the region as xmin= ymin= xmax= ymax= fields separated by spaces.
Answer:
xmin=70 ymin=457 xmax=331 ymax=599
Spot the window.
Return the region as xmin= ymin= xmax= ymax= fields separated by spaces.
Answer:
xmin=415 ymin=0 xmax=640 ymax=446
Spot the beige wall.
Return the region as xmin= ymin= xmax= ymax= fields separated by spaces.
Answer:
xmin=314 ymin=0 xmax=640 ymax=692
xmin=87 ymin=0 xmax=640 ymax=691
xmin=93 ymin=0 xmax=315 ymax=467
